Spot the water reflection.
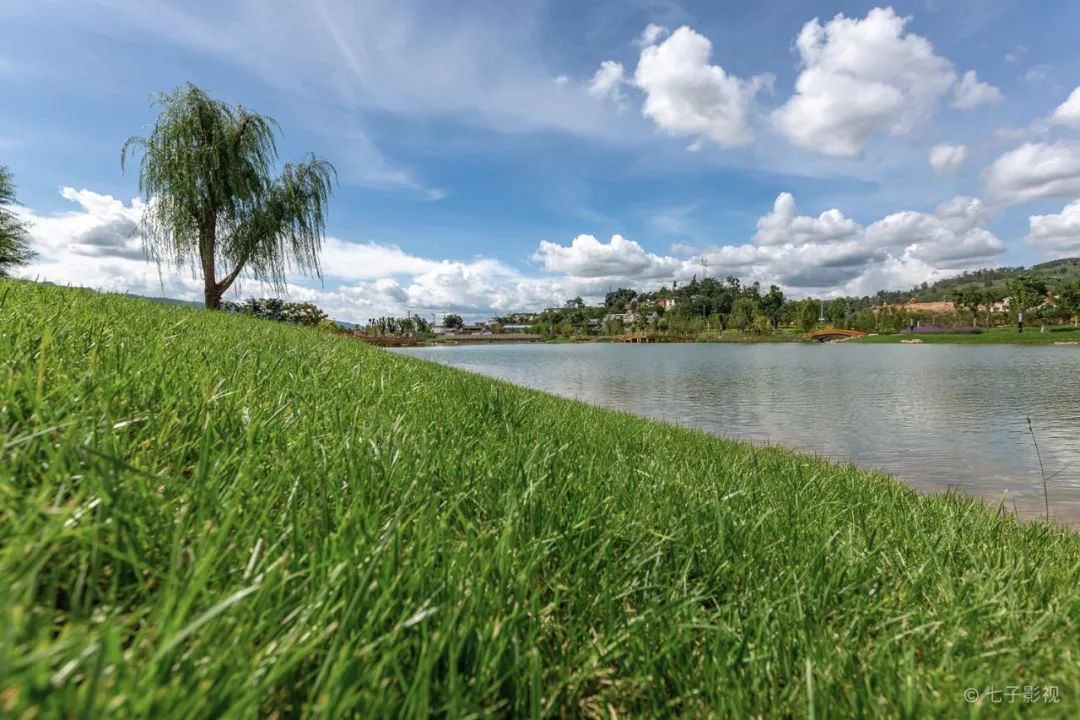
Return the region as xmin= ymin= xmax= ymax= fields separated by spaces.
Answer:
xmin=398 ymin=343 xmax=1080 ymax=522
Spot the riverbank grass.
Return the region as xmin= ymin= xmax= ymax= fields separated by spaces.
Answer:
xmin=850 ymin=325 xmax=1080 ymax=344
xmin=3 ymin=279 xmax=1080 ymax=717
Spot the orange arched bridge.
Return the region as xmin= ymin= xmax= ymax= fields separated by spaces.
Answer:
xmin=805 ymin=329 xmax=867 ymax=343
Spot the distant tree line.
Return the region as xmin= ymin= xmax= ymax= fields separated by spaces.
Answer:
xmin=523 ymin=267 xmax=1080 ymax=338
xmin=364 ymin=316 xmax=432 ymax=336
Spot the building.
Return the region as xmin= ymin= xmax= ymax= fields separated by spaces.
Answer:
xmin=657 ymin=297 xmax=678 ymax=311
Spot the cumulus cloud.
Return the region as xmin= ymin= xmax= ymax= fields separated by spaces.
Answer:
xmin=984 ymin=141 xmax=1080 ymax=206
xmin=588 ymin=60 xmax=627 ymax=108
xmin=15 ymin=186 xmax=542 ymax=322
xmin=532 ymin=234 xmax=682 ymax=278
xmin=637 ymin=23 xmax=669 ymax=47
xmin=633 ymin=26 xmax=774 ymax=147
xmin=866 ymin=197 xmax=1003 ymax=268
xmin=752 ymin=193 xmax=861 ymax=246
xmin=771 ymin=7 xmax=957 ymax=157
xmin=14 ymin=188 xmax=202 ymax=299
xmin=1025 ymin=199 xmax=1080 ymax=254
xmin=951 ymin=70 xmax=1002 ymax=109
xmin=929 ymin=143 xmax=968 ymax=176
xmin=695 ymin=192 xmax=1005 ymax=290
xmin=18 ymin=185 xmax=1011 ymax=322
xmin=1050 ymin=86 xmax=1080 ymax=129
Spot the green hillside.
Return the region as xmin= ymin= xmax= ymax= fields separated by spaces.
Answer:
xmin=887 ymin=257 xmax=1080 ymax=303
xmin=3 ymin=279 xmax=1080 ymax=717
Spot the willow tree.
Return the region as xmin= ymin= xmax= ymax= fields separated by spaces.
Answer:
xmin=0 ymin=166 xmax=35 ymax=276
xmin=121 ymin=84 xmax=335 ymax=309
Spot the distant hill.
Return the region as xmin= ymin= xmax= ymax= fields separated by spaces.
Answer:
xmin=142 ymin=295 xmax=203 ymax=309
xmin=874 ymin=257 xmax=1080 ymax=304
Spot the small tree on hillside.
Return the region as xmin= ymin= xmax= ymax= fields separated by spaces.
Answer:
xmin=951 ymin=286 xmax=983 ymax=326
xmin=728 ymin=297 xmax=756 ymax=330
xmin=1057 ymin=280 xmax=1080 ymax=327
xmin=983 ymin=288 xmax=1005 ymax=327
xmin=0 ymin=166 xmax=35 ymax=276
xmin=797 ymin=299 xmax=819 ymax=332
xmin=122 ymin=84 xmax=335 ymax=309
xmin=604 ymin=288 xmax=637 ymax=309
xmin=1006 ymin=273 xmax=1048 ymax=323
xmin=761 ymin=284 xmax=785 ymax=328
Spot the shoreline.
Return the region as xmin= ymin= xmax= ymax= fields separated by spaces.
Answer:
xmin=400 ymin=345 xmax=1080 ymax=525
xmin=414 ymin=328 xmax=1080 ymax=346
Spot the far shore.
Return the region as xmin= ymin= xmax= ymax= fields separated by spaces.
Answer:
xmin=396 ymin=325 xmax=1080 ymax=347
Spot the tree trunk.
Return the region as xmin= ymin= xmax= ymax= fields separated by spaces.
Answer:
xmin=204 ymin=278 xmax=223 ymax=310
xmin=199 ymin=219 xmax=221 ymax=309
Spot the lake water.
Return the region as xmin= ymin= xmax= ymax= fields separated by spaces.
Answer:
xmin=398 ymin=343 xmax=1080 ymax=522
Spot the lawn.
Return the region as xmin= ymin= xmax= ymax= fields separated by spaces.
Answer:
xmin=850 ymin=325 xmax=1080 ymax=345
xmin=3 ymin=279 xmax=1080 ymax=718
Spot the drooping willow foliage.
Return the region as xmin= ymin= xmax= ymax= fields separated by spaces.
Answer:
xmin=0 ymin=166 xmax=35 ymax=276
xmin=121 ymin=84 xmax=335 ymax=308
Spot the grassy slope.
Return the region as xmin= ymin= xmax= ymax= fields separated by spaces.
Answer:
xmin=3 ymin=280 xmax=1080 ymax=718
xmin=905 ymin=257 xmax=1080 ymax=302
xmin=850 ymin=326 xmax=1080 ymax=345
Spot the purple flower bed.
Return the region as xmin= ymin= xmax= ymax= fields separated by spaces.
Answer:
xmin=902 ymin=325 xmax=983 ymax=334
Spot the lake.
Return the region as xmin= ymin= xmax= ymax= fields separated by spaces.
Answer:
xmin=398 ymin=342 xmax=1080 ymax=522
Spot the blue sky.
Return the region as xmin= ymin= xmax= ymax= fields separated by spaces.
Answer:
xmin=3 ymin=0 xmax=1080 ymax=322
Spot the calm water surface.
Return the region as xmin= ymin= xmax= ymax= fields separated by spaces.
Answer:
xmin=398 ymin=343 xmax=1080 ymax=522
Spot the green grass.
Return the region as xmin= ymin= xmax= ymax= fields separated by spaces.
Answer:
xmin=849 ymin=326 xmax=1080 ymax=345
xmin=3 ymin=279 xmax=1080 ymax=718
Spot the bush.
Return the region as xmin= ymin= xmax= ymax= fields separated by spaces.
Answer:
xmin=750 ymin=314 xmax=773 ymax=336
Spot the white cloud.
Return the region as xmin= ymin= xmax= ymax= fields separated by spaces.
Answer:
xmin=1050 ymin=86 xmax=1080 ymax=129
xmin=15 ymin=187 xmax=202 ymax=299
xmin=637 ymin=23 xmax=669 ymax=47
xmin=771 ymin=7 xmax=957 ymax=157
xmin=929 ymin=143 xmax=968 ymax=176
xmin=1025 ymin=64 xmax=1053 ymax=85
xmin=317 ymin=239 xmax=443 ymax=280
xmin=633 ymin=26 xmax=773 ymax=147
xmin=932 ymin=195 xmax=988 ymax=232
xmin=18 ymin=185 xmax=1012 ymax=322
xmin=14 ymin=186 xmax=535 ymax=322
xmin=1004 ymin=46 xmax=1027 ymax=64
xmin=752 ymin=192 xmax=861 ymax=247
xmin=1025 ymin=199 xmax=1080 ymax=254
xmin=951 ymin=70 xmax=1002 ymax=110
xmin=865 ymin=198 xmax=1003 ymax=268
xmin=531 ymin=234 xmax=682 ymax=278
xmin=696 ymin=192 xmax=1004 ymax=290
xmin=588 ymin=61 xmax=627 ymax=108
xmin=984 ymin=141 xmax=1080 ymax=206
xmin=71 ymin=0 xmax=625 ymax=144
